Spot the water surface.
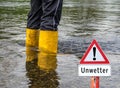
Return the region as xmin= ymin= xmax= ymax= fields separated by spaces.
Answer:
xmin=0 ymin=0 xmax=120 ymax=88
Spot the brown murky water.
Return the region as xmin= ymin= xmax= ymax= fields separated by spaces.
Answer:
xmin=0 ymin=0 xmax=120 ymax=88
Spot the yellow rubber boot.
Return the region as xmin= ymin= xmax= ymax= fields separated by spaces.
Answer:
xmin=38 ymin=53 xmax=57 ymax=71
xmin=39 ymin=30 xmax=58 ymax=55
xmin=26 ymin=28 xmax=39 ymax=49
xmin=26 ymin=28 xmax=39 ymax=61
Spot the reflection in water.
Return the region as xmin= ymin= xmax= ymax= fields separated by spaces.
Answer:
xmin=26 ymin=47 xmax=59 ymax=88
xmin=38 ymin=53 xmax=57 ymax=71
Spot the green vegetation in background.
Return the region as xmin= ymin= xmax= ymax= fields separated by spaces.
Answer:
xmin=0 ymin=0 xmax=29 ymax=2
xmin=0 ymin=0 xmax=30 ymax=22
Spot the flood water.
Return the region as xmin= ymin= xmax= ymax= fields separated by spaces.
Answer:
xmin=0 ymin=0 xmax=120 ymax=88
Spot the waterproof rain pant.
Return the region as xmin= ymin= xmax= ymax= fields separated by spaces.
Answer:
xmin=27 ymin=0 xmax=63 ymax=30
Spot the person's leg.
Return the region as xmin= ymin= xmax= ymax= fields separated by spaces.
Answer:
xmin=26 ymin=0 xmax=42 ymax=48
xmin=40 ymin=0 xmax=63 ymax=30
xmin=27 ymin=0 xmax=42 ymax=29
xmin=39 ymin=0 xmax=63 ymax=54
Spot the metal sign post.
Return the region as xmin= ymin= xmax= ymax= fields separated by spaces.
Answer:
xmin=90 ymin=76 xmax=99 ymax=88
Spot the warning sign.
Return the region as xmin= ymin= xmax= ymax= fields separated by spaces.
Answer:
xmin=80 ymin=40 xmax=109 ymax=64
xmin=78 ymin=39 xmax=111 ymax=76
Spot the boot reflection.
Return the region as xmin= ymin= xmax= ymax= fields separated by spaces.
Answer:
xmin=38 ymin=53 xmax=57 ymax=72
xmin=26 ymin=49 xmax=59 ymax=88
xmin=26 ymin=47 xmax=38 ymax=62
xmin=37 ymin=53 xmax=59 ymax=88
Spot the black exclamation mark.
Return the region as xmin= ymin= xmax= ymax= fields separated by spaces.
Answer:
xmin=93 ymin=47 xmax=96 ymax=60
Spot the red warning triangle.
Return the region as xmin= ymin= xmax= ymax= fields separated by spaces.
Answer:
xmin=80 ymin=39 xmax=109 ymax=64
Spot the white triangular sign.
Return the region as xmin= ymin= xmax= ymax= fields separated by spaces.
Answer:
xmin=80 ymin=40 xmax=109 ymax=64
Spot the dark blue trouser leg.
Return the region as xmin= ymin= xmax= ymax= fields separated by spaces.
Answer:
xmin=40 ymin=0 xmax=63 ymax=30
xmin=27 ymin=0 xmax=42 ymax=29
xmin=27 ymin=0 xmax=63 ymax=30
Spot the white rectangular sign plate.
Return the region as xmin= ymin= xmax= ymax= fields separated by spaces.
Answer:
xmin=78 ymin=64 xmax=111 ymax=76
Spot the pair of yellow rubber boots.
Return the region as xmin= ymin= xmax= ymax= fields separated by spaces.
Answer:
xmin=26 ymin=28 xmax=58 ymax=71
xmin=26 ymin=28 xmax=58 ymax=54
